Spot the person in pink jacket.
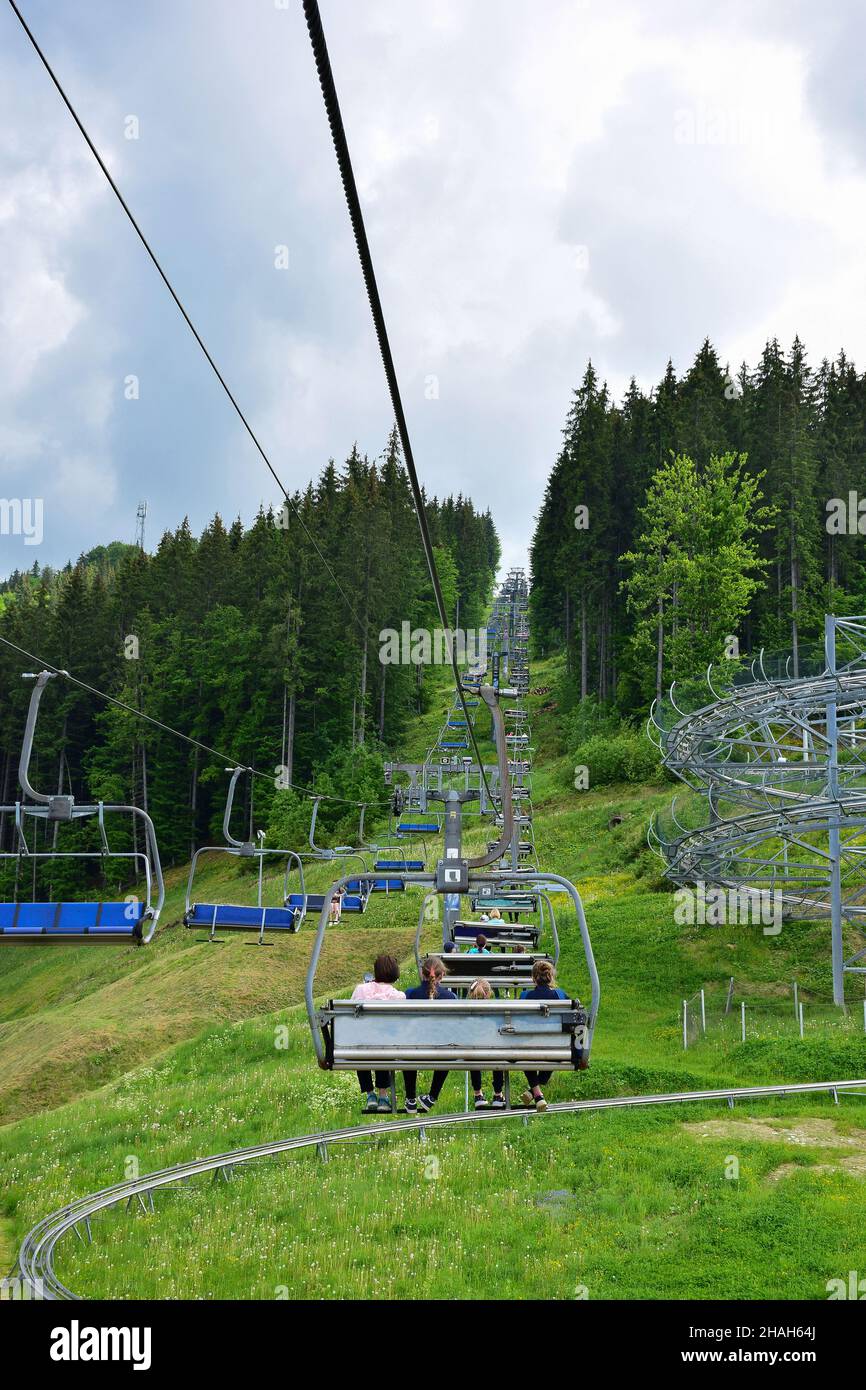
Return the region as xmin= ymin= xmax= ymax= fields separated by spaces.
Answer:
xmin=351 ymin=954 xmax=405 ymax=1113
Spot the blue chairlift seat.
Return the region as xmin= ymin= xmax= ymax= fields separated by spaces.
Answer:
xmin=397 ymin=822 xmax=439 ymax=834
xmin=0 ymin=900 xmax=145 ymax=942
xmin=374 ymin=859 xmax=424 ymax=871
xmin=287 ymin=889 xmax=368 ymax=916
xmin=439 ymin=741 xmax=468 ymax=749
xmin=346 ymin=877 xmax=405 ymax=894
xmin=288 ymin=893 xmax=325 ymax=912
xmin=184 ymin=903 xmax=301 ymax=933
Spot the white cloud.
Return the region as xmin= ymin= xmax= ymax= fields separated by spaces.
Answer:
xmin=3 ymin=0 xmax=866 ymax=577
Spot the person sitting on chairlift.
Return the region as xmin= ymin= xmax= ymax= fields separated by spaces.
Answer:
xmin=468 ymin=933 xmax=490 ymax=955
xmin=520 ymin=959 xmax=569 ymax=1113
xmin=402 ymin=956 xmax=456 ymax=1114
xmin=351 ymin=955 xmax=405 ymax=1114
xmin=468 ymin=978 xmax=506 ymax=1111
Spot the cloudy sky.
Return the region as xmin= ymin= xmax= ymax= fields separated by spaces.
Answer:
xmin=2 ymin=0 xmax=866 ymax=580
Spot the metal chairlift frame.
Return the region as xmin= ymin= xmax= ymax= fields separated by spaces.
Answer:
xmin=184 ymin=765 xmax=307 ymax=943
xmin=305 ymin=681 xmax=599 ymax=1074
xmin=0 ymin=672 xmax=164 ymax=944
xmin=306 ymin=866 xmax=596 ymax=1072
xmin=300 ymin=795 xmax=371 ymax=873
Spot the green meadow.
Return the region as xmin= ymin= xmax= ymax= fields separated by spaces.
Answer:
xmin=2 ymin=658 xmax=866 ymax=1299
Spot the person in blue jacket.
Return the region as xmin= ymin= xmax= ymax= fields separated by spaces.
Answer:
xmin=520 ymin=958 xmax=568 ymax=1112
xmin=403 ymin=956 xmax=456 ymax=1113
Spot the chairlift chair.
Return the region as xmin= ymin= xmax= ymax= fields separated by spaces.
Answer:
xmin=307 ymin=870 xmax=595 ymax=1076
xmin=184 ymin=766 xmax=307 ymax=943
xmin=0 ymin=672 xmax=164 ymax=944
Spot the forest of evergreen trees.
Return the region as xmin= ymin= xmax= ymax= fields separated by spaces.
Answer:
xmin=0 ymin=429 xmax=499 ymax=873
xmin=530 ymin=337 xmax=866 ymax=714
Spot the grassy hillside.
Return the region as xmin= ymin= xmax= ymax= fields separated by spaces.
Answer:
xmin=2 ymin=655 xmax=866 ymax=1299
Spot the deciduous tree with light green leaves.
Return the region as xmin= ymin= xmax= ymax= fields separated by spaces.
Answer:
xmin=621 ymin=452 xmax=775 ymax=703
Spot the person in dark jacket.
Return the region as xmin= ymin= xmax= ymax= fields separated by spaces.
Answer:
xmin=520 ymin=959 xmax=569 ymax=1112
xmin=467 ymin=978 xmax=505 ymax=1109
xmin=403 ymin=956 xmax=456 ymax=1113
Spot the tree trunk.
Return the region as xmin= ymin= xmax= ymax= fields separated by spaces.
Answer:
xmin=190 ymin=743 xmax=199 ymax=861
xmin=378 ymin=665 xmax=386 ymax=742
xmin=656 ymin=594 xmax=664 ymax=704
xmin=597 ymin=593 xmax=607 ymax=702
xmin=0 ymin=750 xmax=10 ymax=852
xmin=358 ymin=641 xmax=368 ymax=746
xmin=131 ymin=757 xmax=139 ymax=858
xmin=580 ymin=592 xmax=587 ymax=700
xmin=286 ymin=691 xmax=296 ymax=787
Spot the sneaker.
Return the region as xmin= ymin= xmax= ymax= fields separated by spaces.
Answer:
xmin=534 ymin=1094 xmax=548 ymax=1112
xmin=474 ymin=1094 xmax=489 ymax=1110
xmin=404 ymin=1099 xmax=418 ymax=1114
xmin=491 ymin=1094 xmax=506 ymax=1110
xmin=521 ymin=1089 xmax=534 ymax=1108
xmin=377 ymin=1095 xmax=393 ymax=1113
xmin=418 ymin=1093 xmax=435 ymax=1112
xmin=364 ymin=1092 xmax=378 ymax=1113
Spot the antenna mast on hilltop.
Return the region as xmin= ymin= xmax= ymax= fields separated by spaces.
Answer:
xmin=135 ymin=501 xmax=147 ymax=551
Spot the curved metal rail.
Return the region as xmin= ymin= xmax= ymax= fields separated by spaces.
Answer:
xmin=650 ymin=616 xmax=866 ymax=999
xmin=16 ymin=1077 xmax=866 ymax=1301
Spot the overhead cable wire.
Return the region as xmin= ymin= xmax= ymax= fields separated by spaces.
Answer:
xmin=302 ymin=0 xmax=494 ymax=802
xmin=0 ymin=635 xmax=387 ymax=808
xmin=7 ymin=0 xmax=490 ymax=806
xmin=6 ymin=0 xmax=367 ymax=646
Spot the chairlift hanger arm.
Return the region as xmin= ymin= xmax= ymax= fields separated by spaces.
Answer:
xmin=222 ymin=766 xmax=251 ymax=850
xmin=18 ymin=671 xmax=62 ymax=807
xmin=464 ymin=685 xmax=514 ymax=869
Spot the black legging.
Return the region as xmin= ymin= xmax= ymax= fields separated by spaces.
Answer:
xmin=524 ymin=1070 xmax=552 ymax=1089
xmin=358 ymin=1070 xmax=392 ymax=1092
xmin=470 ymin=1070 xmax=505 ymax=1093
xmin=403 ymin=1070 xmax=448 ymax=1102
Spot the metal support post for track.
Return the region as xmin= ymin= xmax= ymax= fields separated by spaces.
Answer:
xmin=825 ymin=615 xmax=846 ymax=1007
